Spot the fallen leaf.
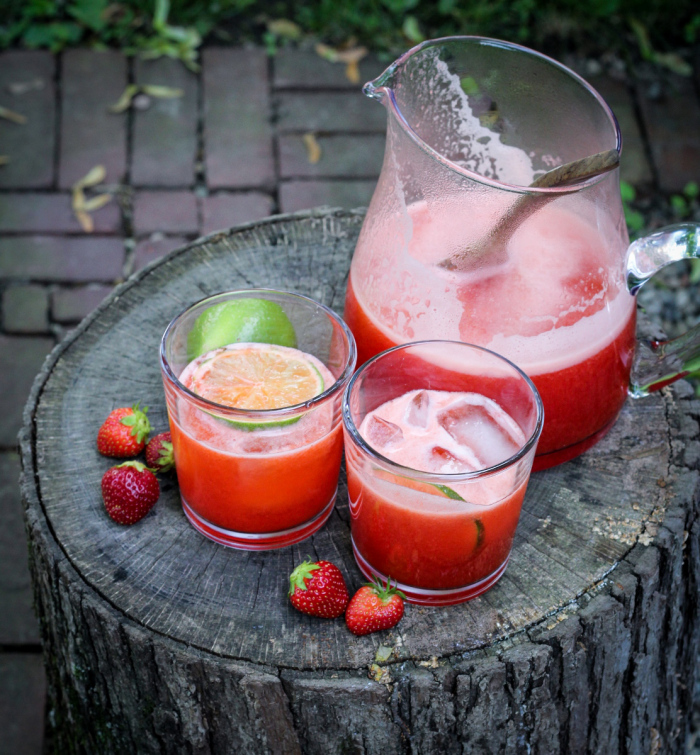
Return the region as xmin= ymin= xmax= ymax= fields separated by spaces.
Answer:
xmin=653 ymin=52 xmax=693 ymax=76
xmin=72 ymin=187 xmax=86 ymax=213
xmin=7 ymin=78 xmax=45 ymax=95
xmin=314 ymin=43 xmax=367 ymax=83
xmin=302 ymin=133 xmax=321 ymax=164
xmin=141 ymin=85 xmax=184 ymax=99
xmin=82 ymin=194 xmax=113 ymax=212
xmin=109 ymin=84 xmax=139 ymax=113
xmin=345 ymin=61 xmax=360 ymax=84
xmin=267 ymin=19 xmax=303 ymax=40
xmin=0 ymin=106 xmax=27 ymax=124
xmin=109 ymin=84 xmax=183 ymax=113
xmin=74 ymin=165 xmax=107 ymax=190
xmin=368 ymin=663 xmax=391 ymax=683
xmin=334 ymin=46 xmax=367 ymax=65
xmin=75 ymin=209 xmax=94 ymax=233
xmin=315 ymin=43 xmax=339 ymax=63
xmin=375 ymin=645 xmax=393 ymax=663
xmin=71 ymin=165 xmax=112 ymax=232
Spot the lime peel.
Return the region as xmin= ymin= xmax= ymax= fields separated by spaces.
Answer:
xmin=186 ymin=298 xmax=297 ymax=361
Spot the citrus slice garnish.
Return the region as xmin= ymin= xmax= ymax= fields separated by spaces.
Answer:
xmin=188 ymin=343 xmax=325 ymax=413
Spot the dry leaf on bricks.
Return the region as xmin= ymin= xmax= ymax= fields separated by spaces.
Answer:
xmin=302 ymin=133 xmax=322 ymax=164
xmin=0 ymin=105 xmax=27 ymax=124
xmin=72 ymin=165 xmax=113 ymax=233
xmin=315 ymin=43 xmax=368 ymax=83
xmin=109 ymin=84 xmax=183 ymax=113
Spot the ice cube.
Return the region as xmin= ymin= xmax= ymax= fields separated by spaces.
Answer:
xmin=426 ymin=445 xmax=480 ymax=474
xmin=404 ymin=390 xmax=431 ymax=429
xmin=438 ymin=397 xmax=521 ymax=467
xmin=430 ymin=446 xmax=464 ymax=473
xmin=363 ymin=415 xmax=403 ymax=449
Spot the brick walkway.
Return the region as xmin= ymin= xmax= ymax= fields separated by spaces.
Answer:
xmin=1 ymin=46 xmax=699 ymax=754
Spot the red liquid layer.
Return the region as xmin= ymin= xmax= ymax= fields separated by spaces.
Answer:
xmin=346 ymin=464 xmax=528 ymax=591
xmin=344 ymin=278 xmax=636 ymax=468
xmin=170 ymin=417 xmax=343 ymax=535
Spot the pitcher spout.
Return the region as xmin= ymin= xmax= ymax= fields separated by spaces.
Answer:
xmin=362 ymin=80 xmax=385 ymax=102
xmin=362 ymin=64 xmax=399 ymax=103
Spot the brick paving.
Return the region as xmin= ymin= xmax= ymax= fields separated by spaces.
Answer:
xmin=0 ymin=44 xmax=698 ymax=753
xmin=0 ymin=52 xmax=56 ymax=189
xmin=132 ymin=58 xmax=199 ymax=188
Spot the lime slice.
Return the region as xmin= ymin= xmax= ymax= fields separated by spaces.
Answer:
xmin=372 ymin=467 xmax=483 ymax=553
xmin=186 ymin=298 xmax=297 ymax=361
xmin=188 ymin=343 xmax=325 ymax=429
xmin=373 ymin=466 xmax=465 ymax=501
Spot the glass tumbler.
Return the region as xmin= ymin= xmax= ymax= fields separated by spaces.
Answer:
xmin=161 ymin=289 xmax=356 ymax=550
xmin=342 ymin=340 xmax=543 ymax=604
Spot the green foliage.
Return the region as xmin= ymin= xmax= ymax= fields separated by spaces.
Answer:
xmin=620 ymin=181 xmax=645 ymax=237
xmin=129 ymin=0 xmax=203 ymax=70
xmin=1 ymin=0 xmax=699 ymax=65
xmin=670 ymin=182 xmax=700 ymax=220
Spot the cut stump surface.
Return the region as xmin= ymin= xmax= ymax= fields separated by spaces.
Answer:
xmin=20 ymin=210 xmax=700 ymax=754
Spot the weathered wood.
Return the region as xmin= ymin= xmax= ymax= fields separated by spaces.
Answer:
xmin=20 ymin=209 xmax=700 ymax=753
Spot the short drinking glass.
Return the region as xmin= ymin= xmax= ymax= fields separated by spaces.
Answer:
xmin=342 ymin=340 xmax=543 ymax=605
xmin=161 ymin=289 xmax=356 ymax=550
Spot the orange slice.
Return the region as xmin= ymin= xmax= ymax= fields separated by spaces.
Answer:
xmin=188 ymin=343 xmax=325 ymax=411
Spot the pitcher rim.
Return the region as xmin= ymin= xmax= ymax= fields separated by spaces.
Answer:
xmin=364 ymin=35 xmax=622 ymax=195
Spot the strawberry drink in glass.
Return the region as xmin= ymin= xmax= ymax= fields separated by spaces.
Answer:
xmin=160 ymin=289 xmax=356 ymax=550
xmin=342 ymin=340 xmax=543 ymax=605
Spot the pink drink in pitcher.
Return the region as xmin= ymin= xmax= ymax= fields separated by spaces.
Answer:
xmin=345 ymin=200 xmax=636 ymax=470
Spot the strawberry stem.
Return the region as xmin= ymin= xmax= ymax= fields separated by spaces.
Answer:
xmin=366 ymin=576 xmax=407 ymax=603
xmin=289 ymin=559 xmax=320 ymax=595
xmin=119 ymin=403 xmax=151 ymax=444
xmin=115 ymin=461 xmax=150 ymax=472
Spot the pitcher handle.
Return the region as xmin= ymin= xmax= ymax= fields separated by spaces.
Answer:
xmin=626 ymin=223 xmax=700 ymax=397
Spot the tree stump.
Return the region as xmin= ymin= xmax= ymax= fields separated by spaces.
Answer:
xmin=19 ymin=209 xmax=700 ymax=754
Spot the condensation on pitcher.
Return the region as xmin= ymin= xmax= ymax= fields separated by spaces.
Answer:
xmin=432 ymin=52 xmax=535 ymax=185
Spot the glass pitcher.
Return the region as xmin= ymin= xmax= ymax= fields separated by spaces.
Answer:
xmin=344 ymin=36 xmax=700 ymax=471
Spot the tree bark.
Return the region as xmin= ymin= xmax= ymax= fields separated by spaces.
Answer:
xmin=19 ymin=209 xmax=700 ymax=754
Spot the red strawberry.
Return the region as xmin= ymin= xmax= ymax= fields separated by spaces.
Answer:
xmin=345 ymin=577 xmax=406 ymax=636
xmin=145 ymin=432 xmax=175 ymax=473
xmin=97 ymin=403 xmax=151 ymax=458
xmin=289 ymin=560 xmax=349 ymax=619
xmin=101 ymin=461 xmax=160 ymax=525
xmin=102 ymin=461 xmax=160 ymax=524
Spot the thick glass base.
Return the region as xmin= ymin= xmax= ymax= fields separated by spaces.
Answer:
xmin=182 ymin=491 xmax=337 ymax=550
xmin=352 ymin=538 xmax=510 ymax=606
xmin=532 ymin=417 xmax=617 ymax=472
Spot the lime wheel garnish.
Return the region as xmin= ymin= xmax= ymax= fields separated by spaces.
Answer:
xmin=188 ymin=343 xmax=325 ymax=412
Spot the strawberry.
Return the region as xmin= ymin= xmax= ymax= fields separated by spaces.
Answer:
xmin=101 ymin=461 xmax=160 ymax=525
xmin=345 ymin=577 xmax=406 ymax=636
xmin=97 ymin=403 xmax=151 ymax=458
xmin=289 ymin=560 xmax=349 ymax=619
xmin=145 ymin=431 xmax=175 ymax=473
